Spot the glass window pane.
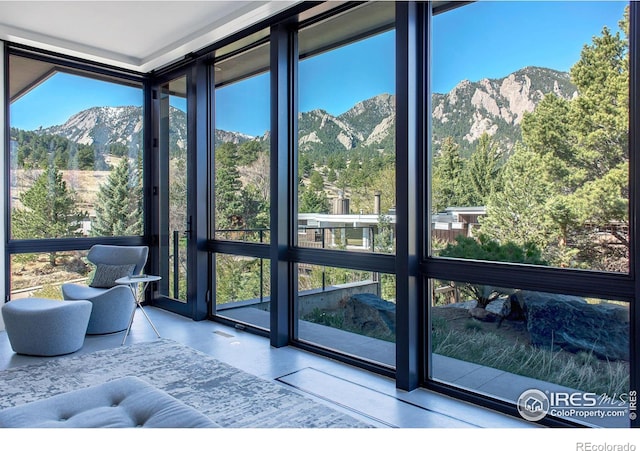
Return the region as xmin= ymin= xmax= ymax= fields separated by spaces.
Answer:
xmin=10 ymin=251 xmax=89 ymax=300
xmin=215 ymin=253 xmax=270 ymax=331
xmin=297 ymin=263 xmax=396 ymax=367
xmin=159 ymin=76 xmax=188 ymax=303
xmin=431 ymin=1 xmax=629 ymax=272
xmin=430 ymin=279 xmax=630 ymax=427
xmin=9 ymin=55 xmax=144 ymax=239
xmin=213 ymin=40 xmax=270 ymax=243
xmin=297 ymin=3 xmax=396 ymax=255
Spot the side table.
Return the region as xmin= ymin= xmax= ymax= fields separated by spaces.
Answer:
xmin=116 ymin=274 xmax=162 ymax=345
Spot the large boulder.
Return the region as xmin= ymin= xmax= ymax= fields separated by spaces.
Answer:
xmin=515 ymin=291 xmax=629 ymax=361
xmin=340 ymin=293 xmax=396 ymax=338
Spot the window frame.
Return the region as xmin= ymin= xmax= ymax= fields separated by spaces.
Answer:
xmin=421 ymin=0 xmax=639 ymax=427
xmin=4 ymin=44 xmax=150 ymax=302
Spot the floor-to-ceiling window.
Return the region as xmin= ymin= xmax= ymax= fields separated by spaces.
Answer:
xmin=157 ymin=75 xmax=189 ymax=304
xmin=6 ymin=50 xmax=146 ymax=301
xmin=211 ymin=29 xmax=272 ymax=331
xmin=426 ymin=1 xmax=632 ymax=427
xmin=5 ymin=0 xmax=639 ymax=429
xmin=293 ymin=2 xmax=397 ymax=367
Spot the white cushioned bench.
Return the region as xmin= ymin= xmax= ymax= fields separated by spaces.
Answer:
xmin=0 ymin=376 xmax=218 ymax=428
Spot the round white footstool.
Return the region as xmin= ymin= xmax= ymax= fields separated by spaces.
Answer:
xmin=2 ymin=298 xmax=93 ymax=356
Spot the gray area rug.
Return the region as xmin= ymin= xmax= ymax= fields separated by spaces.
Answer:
xmin=0 ymin=339 xmax=370 ymax=428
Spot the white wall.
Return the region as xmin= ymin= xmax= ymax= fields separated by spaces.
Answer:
xmin=0 ymin=44 xmax=6 ymax=331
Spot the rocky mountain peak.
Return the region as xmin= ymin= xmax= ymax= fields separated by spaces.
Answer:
xmin=433 ymin=66 xmax=577 ymax=154
xmin=45 ymin=105 xmax=143 ymax=147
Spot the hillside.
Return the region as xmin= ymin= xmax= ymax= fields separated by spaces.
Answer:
xmin=37 ymin=106 xmax=252 ymax=157
xmin=297 ymin=93 xmax=396 ymax=154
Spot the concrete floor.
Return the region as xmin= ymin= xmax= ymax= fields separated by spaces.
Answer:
xmin=0 ymin=305 xmax=536 ymax=429
xmin=219 ymin=304 xmax=631 ymax=428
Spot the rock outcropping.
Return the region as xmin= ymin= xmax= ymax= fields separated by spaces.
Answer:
xmin=432 ymin=66 xmax=577 ymax=156
xmin=515 ymin=291 xmax=629 ymax=361
xmin=442 ymin=289 xmax=629 ymax=361
xmin=340 ymin=293 xmax=396 ymax=339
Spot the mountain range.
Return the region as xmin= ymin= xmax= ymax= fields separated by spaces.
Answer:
xmin=432 ymin=66 xmax=577 ymax=156
xmin=29 ymin=66 xmax=577 ymax=160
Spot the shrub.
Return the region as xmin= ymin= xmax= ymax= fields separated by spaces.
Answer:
xmin=439 ymin=235 xmax=547 ymax=307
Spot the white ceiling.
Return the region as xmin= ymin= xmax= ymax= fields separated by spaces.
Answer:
xmin=0 ymin=1 xmax=299 ymax=73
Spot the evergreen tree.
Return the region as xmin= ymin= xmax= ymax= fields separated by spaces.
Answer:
xmin=481 ymin=146 xmax=553 ymax=251
xmin=462 ymin=133 xmax=502 ymax=206
xmin=439 ymin=234 xmax=546 ymax=308
xmin=92 ymin=158 xmax=143 ymax=236
xmin=12 ymin=167 xmax=86 ymax=265
xmin=298 ymin=153 xmax=313 ymax=180
xmin=432 ymin=137 xmax=464 ymax=212
xmin=169 ymin=154 xmax=188 ymax=234
xmin=237 ymin=140 xmax=263 ymax=166
xmin=299 ymin=185 xmax=330 ymax=213
xmin=567 ymin=162 xmax=629 ymax=271
xmin=516 ymin=7 xmax=629 ymax=270
xmin=76 ymin=144 xmax=96 ymax=170
xmin=239 ymin=184 xmax=269 ymax=231
xmin=570 ymin=22 xmax=628 ymax=180
xmin=374 ymin=214 xmax=395 ymax=254
xmin=521 ymin=94 xmax=576 ymax=189
xmin=215 ymin=143 xmax=244 ymax=230
xmin=309 ymin=170 xmax=325 ymax=191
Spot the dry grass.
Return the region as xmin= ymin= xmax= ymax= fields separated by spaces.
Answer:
xmin=11 ymin=169 xmax=111 ymax=215
xmin=432 ymin=316 xmax=630 ymax=395
xmin=11 ymin=251 xmax=89 ymax=293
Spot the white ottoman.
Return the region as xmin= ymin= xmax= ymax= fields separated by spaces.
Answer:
xmin=2 ymin=298 xmax=92 ymax=356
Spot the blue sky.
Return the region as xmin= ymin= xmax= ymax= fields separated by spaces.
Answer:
xmin=11 ymin=1 xmax=628 ymax=136
xmin=215 ymin=30 xmax=396 ymax=136
xmin=11 ymin=74 xmax=143 ymax=131
xmin=432 ymin=1 xmax=627 ymax=94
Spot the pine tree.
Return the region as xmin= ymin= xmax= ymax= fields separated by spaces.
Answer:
xmin=215 ymin=143 xmax=244 ymax=230
xmin=12 ymin=167 xmax=86 ymax=265
xmin=92 ymin=158 xmax=143 ymax=236
xmin=516 ymin=7 xmax=630 ymax=270
xmin=309 ymin=170 xmax=325 ymax=192
xmin=237 ymin=140 xmax=263 ymax=166
xmin=432 ymin=136 xmax=464 ymax=212
xmin=521 ymin=94 xmax=576 ymax=189
xmin=299 ymin=185 xmax=330 ymax=213
xmin=462 ymin=133 xmax=502 ymax=206
xmin=481 ymin=146 xmax=552 ymax=250
xmin=570 ymin=22 xmax=628 ymax=180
